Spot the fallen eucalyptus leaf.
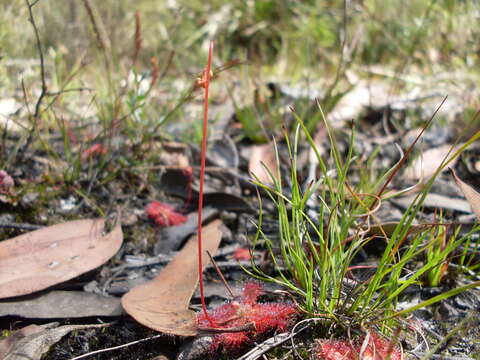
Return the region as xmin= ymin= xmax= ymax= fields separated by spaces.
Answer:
xmin=0 ymin=218 xmax=123 ymax=299
xmin=208 ymin=136 xmax=239 ymax=169
xmin=248 ymin=142 xmax=279 ymax=185
xmin=392 ymin=193 xmax=472 ymax=213
xmin=452 ymin=168 xmax=480 ymax=221
xmin=405 ymin=144 xmax=460 ymax=181
xmin=4 ymin=323 xmax=108 ymax=360
xmin=154 ymin=207 xmax=218 ymax=254
xmin=0 ymin=325 xmax=43 ymax=359
xmin=0 ymin=290 xmax=123 ymax=318
xmin=122 ymin=220 xmax=223 ymax=336
xmin=201 ymin=193 xmax=254 ymax=213
xmin=159 ymin=169 xmax=191 ymax=198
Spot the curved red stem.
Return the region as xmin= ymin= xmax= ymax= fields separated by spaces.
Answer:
xmin=198 ymin=42 xmax=214 ymax=325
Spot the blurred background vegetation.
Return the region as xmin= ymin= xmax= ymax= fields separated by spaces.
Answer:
xmin=0 ymin=0 xmax=479 ymax=157
xmin=3 ymin=0 xmax=479 ymax=69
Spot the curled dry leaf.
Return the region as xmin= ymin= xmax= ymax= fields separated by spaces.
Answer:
xmin=404 ymin=144 xmax=460 ymax=181
xmin=159 ymin=141 xmax=190 ymax=168
xmin=452 ymin=168 xmax=480 ymax=221
xmin=0 ymin=324 xmax=43 ymax=359
xmin=121 ymin=219 xmax=223 ymax=337
xmin=3 ymin=323 xmax=108 ymax=360
xmin=248 ymin=142 xmax=279 ymax=185
xmin=0 ymin=218 xmax=123 ymax=299
xmin=154 ymin=207 xmax=218 ymax=254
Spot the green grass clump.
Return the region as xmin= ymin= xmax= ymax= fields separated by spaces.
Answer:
xmin=245 ymin=104 xmax=480 ymax=336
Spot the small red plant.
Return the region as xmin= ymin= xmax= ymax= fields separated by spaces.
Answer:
xmin=146 ymin=201 xmax=187 ymax=227
xmin=233 ymin=247 xmax=252 ymax=261
xmin=197 ymin=281 xmax=297 ymax=350
xmin=316 ymin=339 xmax=357 ymax=360
xmin=316 ymin=330 xmax=403 ymax=360
xmin=80 ymin=143 xmax=107 ymax=162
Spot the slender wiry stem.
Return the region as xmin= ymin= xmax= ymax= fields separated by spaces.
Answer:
xmin=25 ymin=0 xmax=47 ymax=119
xmin=198 ymin=42 xmax=214 ymax=324
xmin=19 ymin=0 xmax=47 ymax=161
xmin=206 ymin=250 xmax=235 ymax=298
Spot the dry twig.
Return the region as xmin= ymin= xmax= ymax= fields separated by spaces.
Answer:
xmin=81 ymin=0 xmax=112 ymax=70
xmin=19 ymin=0 xmax=47 ymax=160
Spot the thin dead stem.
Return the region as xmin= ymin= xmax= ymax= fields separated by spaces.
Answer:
xmin=81 ymin=0 xmax=112 ymax=70
xmin=25 ymin=0 xmax=46 ymax=119
xmin=68 ymin=334 xmax=164 ymax=360
xmin=206 ymin=250 xmax=235 ymax=298
xmin=19 ymin=0 xmax=47 ymax=160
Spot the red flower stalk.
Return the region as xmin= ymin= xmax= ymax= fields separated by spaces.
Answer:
xmin=316 ymin=330 xmax=403 ymax=360
xmin=146 ymin=201 xmax=187 ymax=227
xmin=198 ymin=42 xmax=214 ymax=324
xmin=197 ymin=281 xmax=297 ymax=350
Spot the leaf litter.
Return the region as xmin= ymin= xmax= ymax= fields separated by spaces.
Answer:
xmin=3 ymin=101 xmax=480 ymax=360
xmin=2 ymin=15 xmax=480 ymax=360
xmin=2 ymin=323 xmax=109 ymax=360
xmin=153 ymin=207 xmax=218 ymax=254
xmin=0 ymin=290 xmax=123 ymax=318
xmin=452 ymin=168 xmax=480 ymax=221
xmin=121 ymin=219 xmax=224 ymax=337
xmin=248 ymin=142 xmax=279 ymax=185
xmin=0 ymin=218 xmax=123 ymax=299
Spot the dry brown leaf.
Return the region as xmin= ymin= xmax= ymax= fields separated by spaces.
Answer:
xmin=0 ymin=325 xmax=43 ymax=359
xmin=405 ymin=144 xmax=460 ymax=181
xmin=121 ymin=219 xmax=223 ymax=336
xmin=3 ymin=323 xmax=108 ymax=360
xmin=393 ymin=193 xmax=472 ymax=213
xmin=159 ymin=141 xmax=190 ymax=168
xmin=0 ymin=218 xmax=123 ymax=299
xmin=452 ymin=169 xmax=480 ymax=221
xmin=248 ymin=142 xmax=279 ymax=185
xmin=0 ymin=290 xmax=123 ymax=318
